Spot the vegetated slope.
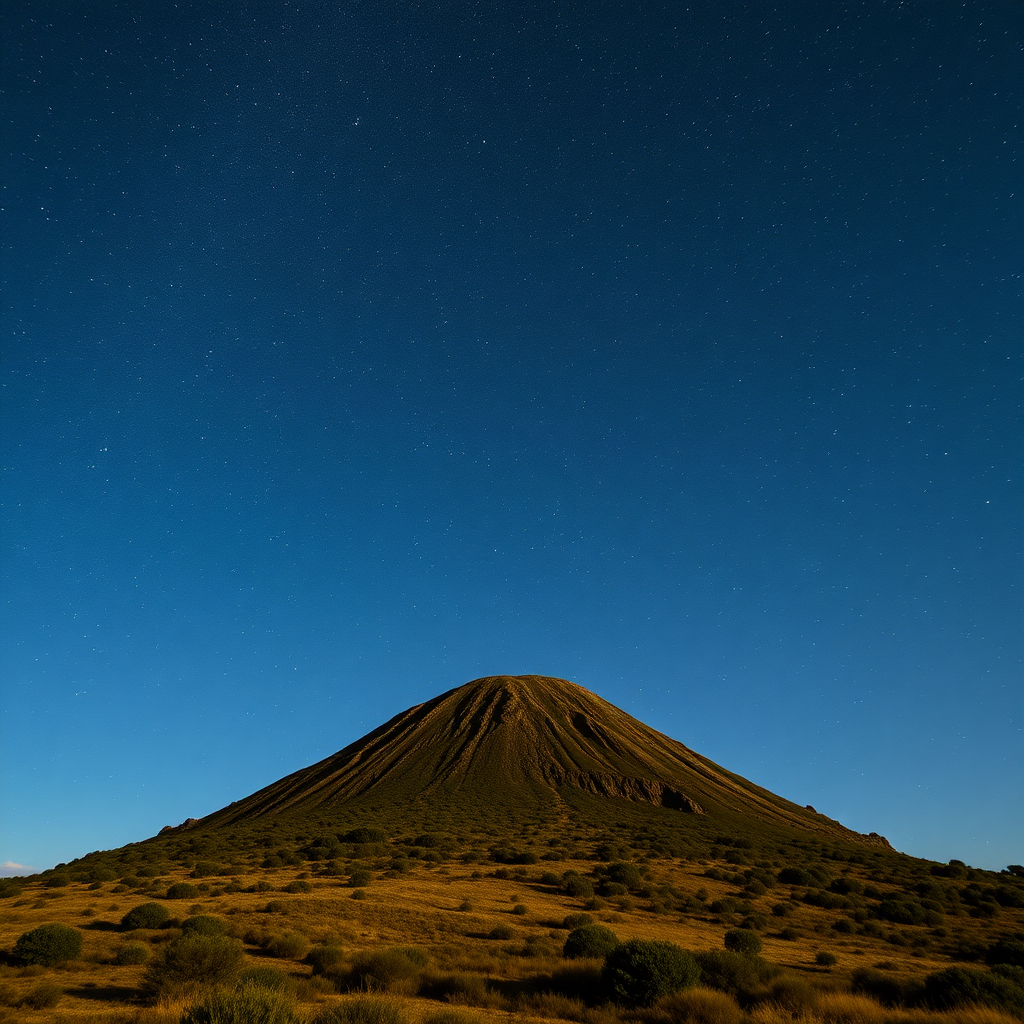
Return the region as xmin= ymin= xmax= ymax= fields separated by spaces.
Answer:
xmin=197 ymin=675 xmax=887 ymax=847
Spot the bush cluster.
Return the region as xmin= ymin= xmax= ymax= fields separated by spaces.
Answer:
xmin=145 ymin=933 xmax=244 ymax=993
xmin=122 ymin=902 xmax=171 ymax=930
xmin=602 ymin=939 xmax=699 ymax=1007
xmin=13 ymin=924 xmax=82 ymax=966
xmin=563 ymin=924 xmax=619 ymax=960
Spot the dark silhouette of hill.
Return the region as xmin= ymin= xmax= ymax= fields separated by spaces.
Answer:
xmin=189 ymin=675 xmax=887 ymax=848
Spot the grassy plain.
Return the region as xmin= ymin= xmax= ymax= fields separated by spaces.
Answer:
xmin=1 ymin=822 xmax=1021 ymax=1024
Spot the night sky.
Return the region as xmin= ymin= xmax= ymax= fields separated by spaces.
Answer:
xmin=2 ymin=3 xmax=1021 ymax=875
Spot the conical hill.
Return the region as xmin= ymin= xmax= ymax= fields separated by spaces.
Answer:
xmin=194 ymin=675 xmax=887 ymax=848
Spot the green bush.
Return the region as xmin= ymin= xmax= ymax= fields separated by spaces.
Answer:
xmin=13 ymin=923 xmax=83 ymax=966
xmin=311 ymin=996 xmax=408 ymax=1024
xmin=562 ymin=913 xmax=593 ymax=930
xmin=20 ymin=982 xmax=64 ymax=1009
xmin=876 ymin=898 xmax=925 ymax=925
xmin=816 ymin=952 xmax=838 ymax=968
xmin=341 ymin=948 xmax=427 ymax=992
xmin=655 ymin=986 xmax=744 ymax=1024
xmin=113 ymin=941 xmax=151 ymax=965
xmin=987 ymin=936 xmax=1024 ymax=968
xmin=606 ymin=862 xmax=643 ymax=888
xmin=563 ymin=924 xmax=620 ymax=960
xmin=181 ymin=915 xmax=229 ymax=937
xmin=239 ymin=966 xmax=298 ymax=993
xmin=723 ymin=929 xmax=762 ymax=957
xmin=563 ymin=872 xmax=595 ymax=899
xmin=693 ymin=949 xmax=779 ymax=998
xmin=167 ymin=881 xmax=200 ymax=899
xmin=348 ymin=870 xmax=372 ymax=888
xmin=602 ymin=939 xmax=699 ymax=1007
xmin=488 ymin=923 xmax=515 ymax=940
xmin=180 ymin=981 xmax=301 ymax=1024
xmin=307 ymin=942 xmax=345 ymax=976
xmin=340 ymin=828 xmax=389 ymax=844
xmin=850 ymin=967 xmax=925 ymax=1007
xmin=922 ymin=965 xmax=1024 ymax=1015
xmin=265 ymin=930 xmax=310 ymax=960
xmin=0 ymin=878 xmax=24 ymax=899
xmin=122 ymin=902 xmax=171 ymax=930
xmin=145 ymin=933 xmax=244 ymax=993
xmin=191 ymin=861 xmax=224 ymax=878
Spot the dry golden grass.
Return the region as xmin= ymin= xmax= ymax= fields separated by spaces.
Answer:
xmin=0 ymin=852 xmax=1020 ymax=1024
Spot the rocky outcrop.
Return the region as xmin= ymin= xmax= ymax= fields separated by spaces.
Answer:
xmin=158 ymin=817 xmax=201 ymax=836
xmin=542 ymin=766 xmax=704 ymax=812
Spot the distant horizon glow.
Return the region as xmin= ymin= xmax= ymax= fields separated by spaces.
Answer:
xmin=2 ymin=2 xmax=1021 ymax=874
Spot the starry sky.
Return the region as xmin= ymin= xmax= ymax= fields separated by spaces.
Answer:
xmin=2 ymin=3 xmax=1021 ymax=875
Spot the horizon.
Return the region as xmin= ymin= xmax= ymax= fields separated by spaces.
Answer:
xmin=2 ymin=3 xmax=1021 ymax=875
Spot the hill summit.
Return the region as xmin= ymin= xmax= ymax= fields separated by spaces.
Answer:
xmin=189 ymin=675 xmax=887 ymax=848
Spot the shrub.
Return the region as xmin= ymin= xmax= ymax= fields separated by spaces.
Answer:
xmin=239 ymin=966 xmax=298 ymax=993
xmin=511 ymin=903 xmax=528 ymax=916
xmin=652 ymin=986 xmax=744 ymax=1024
xmin=876 ymin=898 xmax=925 ymax=925
xmin=817 ymin=951 xmax=839 ymax=968
xmin=348 ymin=870 xmax=372 ymax=887
xmin=340 ymin=828 xmax=389 ymax=844
xmin=417 ymin=971 xmax=492 ymax=1005
xmin=603 ymin=939 xmax=699 ymax=1007
xmin=0 ymin=878 xmax=24 ymax=899
xmin=723 ymin=929 xmax=761 ymax=957
xmin=341 ymin=948 xmax=427 ymax=993
xmin=123 ymin=901 xmax=172 ymax=933
xmin=693 ymin=949 xmax=779 ymax=998
xmin=167 ymin=881 xmax=200 ymax=899
xmin=307 ymin=942 xmax=345 ymax=976
xmin=987 ymin=937 xmax=1024 ymax=968
xmin=181 ymin=915 xmax=229 ymax=937
xmin=180 ymin=981 xmax=301 ymax=1024
xmin=113 ymin=941 xmax=151 ymax=965
xmin=760 ymin=975 xmax=821 ymax=1014
xmin=311 ymin=996 xmax=408 ymax=1024
xmin=191 ymin=861 xmax=224 ymax=878
xmin=606 ymin=862 xmax=644 ymax=888
xmin=284 ymin=879 xmax=312 ymax=893
xmin=145 ymin=933 xmax=244 ymax=993
xmin=562 ymin=913 xmax=594 ymax=931
xmin=488 ymin=924 xmax=515 ymax=940
xmin=13 ymin=923 xmax=83 ymax=966
xmin=563 ymin=873 xmax=595 ymax=899
xmin=921 ymin=965 xmax=1024 ymax=1015
xmin=850 ymin=967 xmax=924 ymax=1006
xmin=20 ymin=982 xmax=64 ymax=1009
xmin=265 ymin=930 xmax=310 ymax=960
xmin=564 ymin=924 xmax=620 ymax=960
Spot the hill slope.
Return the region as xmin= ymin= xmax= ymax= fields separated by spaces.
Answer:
xmin=195 ymin=675 xmax=886 ymax=847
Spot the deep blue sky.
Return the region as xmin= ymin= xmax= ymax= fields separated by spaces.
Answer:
xmin=2 ymin=3 xmax=1021 ymax=874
